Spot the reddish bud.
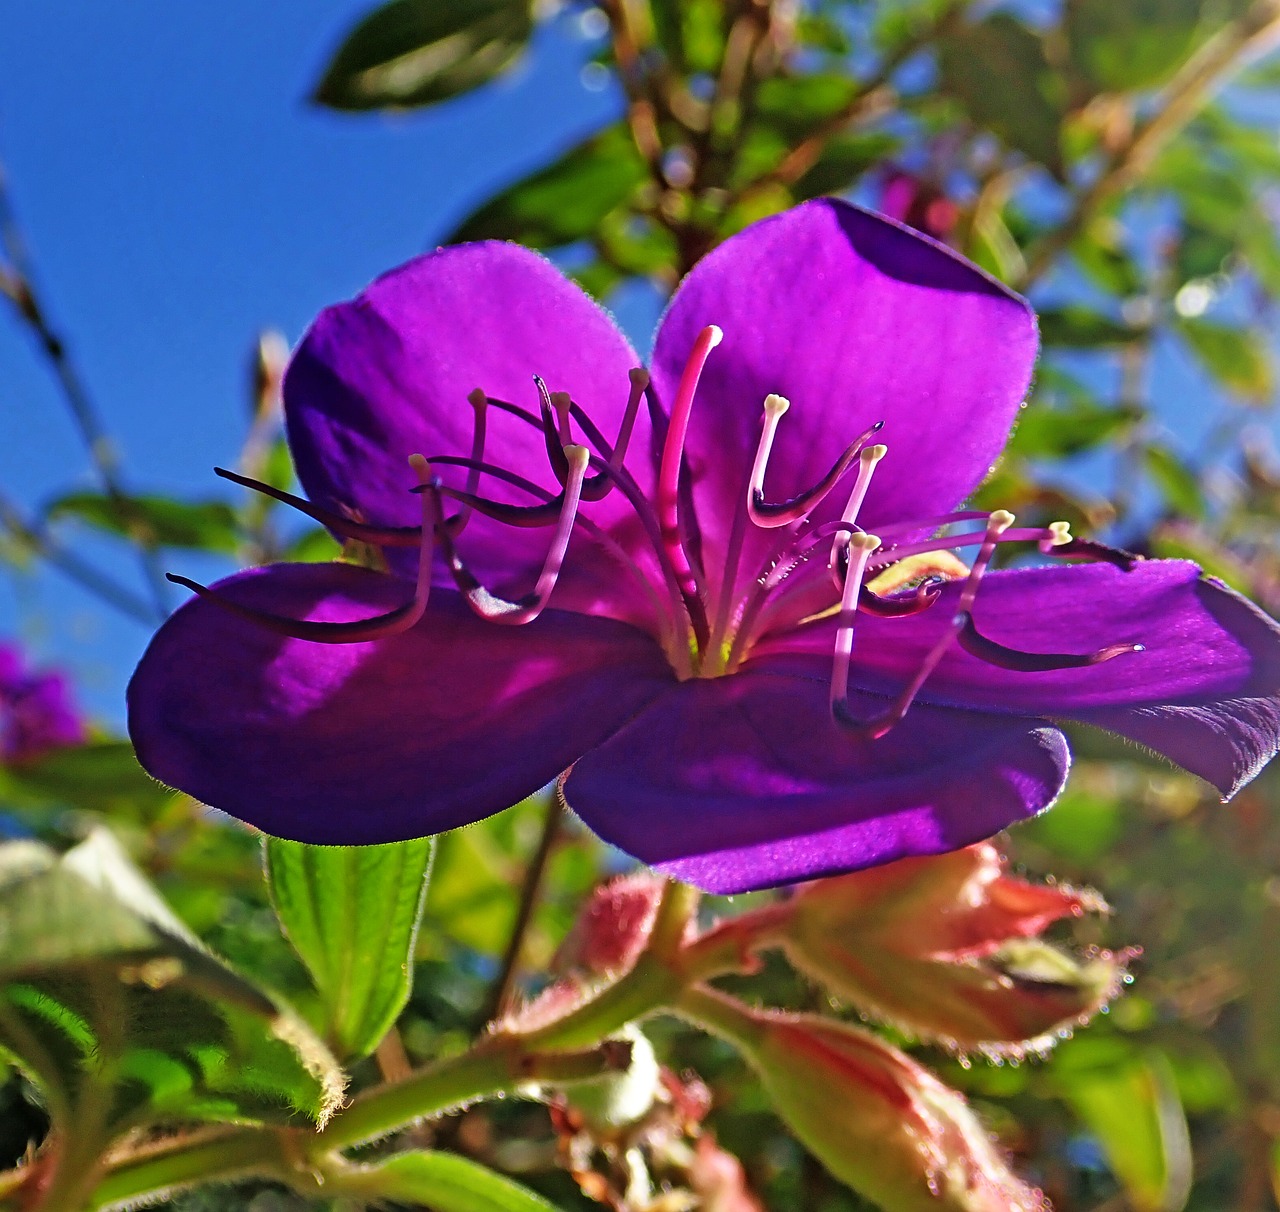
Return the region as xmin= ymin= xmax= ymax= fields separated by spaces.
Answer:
xmin=684 ymin=988 xmax=1048 ymax=1212
xmin=555 ymin=873 xmax=666 ymax=977
xmin=778 ymin=844 xmax=1125 ymax=1053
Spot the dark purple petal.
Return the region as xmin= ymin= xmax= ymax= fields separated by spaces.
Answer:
xmin=757 ymin=559 xmax=1280 ymax=797
xmin=563 ymin=666 xmax=1070 ymax=894
xmin=284 ymin=242 xmax=660 ymax=629
xmin=127 ymin=562 xmax=674 ymax=843
xmin=648 ymin=199 xmax=1037 ymax=604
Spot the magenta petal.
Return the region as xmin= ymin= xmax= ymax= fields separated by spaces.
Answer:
xmin=284 ymin=242 xmax=658 ymax=627
xmin=758 ymin=559 xmax=1280 ymax=797
xmin=649 ymin=199 xmax=1037 ymax=603
xmin=127 ymin=563 xmax=674 ymax=843
xmin=562 ymin=667 xmax=1070 ymax=894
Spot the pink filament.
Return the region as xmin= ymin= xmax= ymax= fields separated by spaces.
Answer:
xmin=440 ymin=444 xmax=593 ymax=625
xmin=656 ymin=324 xmax=722 ymax=601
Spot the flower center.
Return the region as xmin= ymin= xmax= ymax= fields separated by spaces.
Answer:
xmin=190 ymin=326 xmax=1144 ymax=739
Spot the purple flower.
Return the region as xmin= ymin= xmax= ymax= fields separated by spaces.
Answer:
xmin=1 ymin=641 xmax=87 ymax=765
xmin=127 ymin=200 xmax=1280 ymax=894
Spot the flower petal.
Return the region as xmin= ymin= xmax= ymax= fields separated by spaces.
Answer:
xmin=127 ymin=562 xmax=674 ymax=843
xmin=648 ymin=199 xmax=1037 ymax=603
xmin=757 ymin=559 xmax=1280 ymax=797
xmin=284 ymin=242 xmax=659 ymax=627
xmin=562 ymin=666 xmax=1069 ymax=894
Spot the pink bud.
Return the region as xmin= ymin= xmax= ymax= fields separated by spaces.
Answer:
xmin=555 ymin=873 xmax=666 ymax=977
xmin=778 ymin=844 xmax=1126 ymax=1053
xmin=684 ymin=989 xmax=1048 ymax=1212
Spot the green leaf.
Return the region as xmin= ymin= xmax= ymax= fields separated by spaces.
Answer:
xmin=314 ymin=0 xmax=533 ymax=112
xmin=1038 ymin=305 xmax=1145 ymax=348
xmin=45 ymin=492 xmax=240 ymax=553
xmin=938 ymin=15 xmax=1065 ymax=175
xmin=337 ymin=1150 xmax=562 ymax=1212
xmin=1065 ymin=0 xmax=1208 ymax=92
xmin=1176 ymin=317 xmax=1274 ymax=401
xmin=1055 ymin=1041 xmax=1192 ymax=1212
xmin=0 ymin=741 xmax=170 ymax=816
xmin=265 ymin=837 xmax=433 ymax=1060
xmin=0 ymin=830 xmax=344 ymax=1139
xmin=1144 ymin=444 xmax=1206 ymax=520
xmin=1013 ymin=399 xmax=1138 ymax=459
xmin=448 ymin=125 xmax=648 ymax=248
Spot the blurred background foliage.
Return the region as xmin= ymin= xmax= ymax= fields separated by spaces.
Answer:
xmin=3 ymin=0 xmax=1280 ymax=1209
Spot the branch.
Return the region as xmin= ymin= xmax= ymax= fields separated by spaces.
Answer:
xmin=1020 ymin=0 xmax=1280 ymax=287
xmin=0 ymin=161 xmax=171 ymax=620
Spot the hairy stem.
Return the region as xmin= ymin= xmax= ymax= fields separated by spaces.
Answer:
xmin=477 ymin=793 xmax=562 ymax=1029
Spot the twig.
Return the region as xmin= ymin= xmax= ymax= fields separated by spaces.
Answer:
xmin=477 ymin=794 xmax=563 ymax=1028
xmin=1020 ymin=0 xmax=1280 ymax=288
xmin=0 ymin=490 xmax=157 ymax=624
xmin=725 ymin=0 xmax=969 ymax=208
xmin=0 ymin=160 xmax=171 ymax=620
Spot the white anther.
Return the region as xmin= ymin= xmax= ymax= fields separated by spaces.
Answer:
xmin=1047 ymin=520 xmax=1072 ymax=546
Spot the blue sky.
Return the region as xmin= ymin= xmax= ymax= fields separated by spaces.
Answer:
xmin=1 ymin=3 xmax=1273 ymax=727
xmin=0 ymin=2 xmax=641 ymax=722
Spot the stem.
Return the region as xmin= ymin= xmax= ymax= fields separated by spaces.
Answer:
xmin=0 ymin=491 xmax=158 ymax=625
xmin=1020 ymin=0 xmax=1280 ymax=287
xmin=477 ymin=793 xmax=562 ymax=1029
xmin=87 ymin=1129 xmax=283 ymax=1210
xmin=0 ymin=160 xmax=170 ymax=621
xmin=726 ymin=0 xmax=968 ymax=208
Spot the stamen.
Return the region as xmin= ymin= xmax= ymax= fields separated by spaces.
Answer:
xmin=549 ymin=390 xmax=574 ymax=446
xmin=857 ymin=581 xmax=942 ymax=617
xmin=424 ymin=457 xmax=564 ymax=528
xmin=656 ymin=324 xmax=722 ymax=602
xmin=616 ymin=368 xmax=648 ymax=469
xmin=440 ymin=445 xmax=592 ymax=625
xmin=749 ymin=415 xmax=885 ymax=529
xmin=534 ymin=376 xmax=572 ymax=487
xmin=829 ymin=533 xmax=882 ymax=713
xmin=450 ymin=389 xmax=490 ymax=535
xmin=955 ymin=611 xmax=1143 ymax=671
xmin=842 ymin=511 xmax=1015 ymax=738
xmin=826 ymin=442 xmax=887 ymax=582
xmin=1048 ymin=536 xmax=1142 ymax=571
xmin=171 ymin=456 xmax=439 ymax=644
xmin=213 ymin=467 xmax=422 ymax=547
xmin=873 ymin=519 xmax=1068 ymax=567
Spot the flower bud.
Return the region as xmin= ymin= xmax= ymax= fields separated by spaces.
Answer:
xmin=683 ymin=988 xmax=1047 ymax=1212
xmin=555 ymin=873 xmax=666 ymax=978
xmin=778 ymin=843 xmax=1125 ymax=1053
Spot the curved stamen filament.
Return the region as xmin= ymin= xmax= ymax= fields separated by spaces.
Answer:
xmin=535 ymin=376 xmax=573 ymax=488
xmin=439 ymin=444 xmax=592 ymax=626
xmin=657 ymin=324 xmax=722 ymax=603
xmin=213 ymin=467 xmax=423 ymax=547
xmin=872 ymin=520 xmax=1071 ymax=568
xmin=826 ymin=442 xmax=887 ymax=583
xmin=171 ymin=455 xmax=439 ymax=644
xmin=749 ymin=413 xmax=884 ymax=529
xmin=851 ymin=511 xmax=1015 ymax=738
xmin=858 ymin=581 xmax=941 ymax=617
xmin=829 ymin=533 xmax=882 ymax=713
xmin=450 ymin=389 xmax=490 ymax=536
xmin=955 ymin=611 xmax=1143 ymax=670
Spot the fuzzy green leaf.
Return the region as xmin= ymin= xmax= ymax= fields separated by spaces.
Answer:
xmin=266 ymin=837 xmax=434 ymax=1060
